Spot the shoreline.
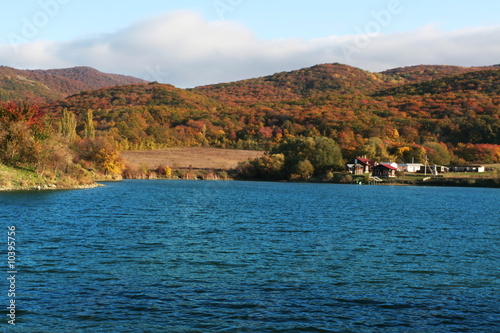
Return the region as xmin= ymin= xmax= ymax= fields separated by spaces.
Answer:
xmin=2 ymin=169 xmax=499 ymax=191
xmin=0 ymin=182 xmax=103 ymax=192
xmin=2 ymin=178 xmax=498 ymax=191
xmin=117 ymin=176 xmax=500 ymax=189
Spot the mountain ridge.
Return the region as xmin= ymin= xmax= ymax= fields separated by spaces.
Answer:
xmin=0 ymin=66 xmax=148 ymax=101
xmin=1 ymin=63 xmax=498 ymax=104
xmin=192 ymin=63 xmax=499 ymax=105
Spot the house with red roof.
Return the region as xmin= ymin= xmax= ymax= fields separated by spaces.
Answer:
xmin=372 ymin=163 xmax=398 ymax=178
xmin=346 ymin=157 xmax=376 ymax=175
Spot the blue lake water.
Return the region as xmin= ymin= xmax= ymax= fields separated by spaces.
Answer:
xmin=0 ymin=180 xmax=499 ymax=332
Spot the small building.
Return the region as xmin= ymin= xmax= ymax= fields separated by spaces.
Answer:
xmin=372 ymin=163 xmax=398 ymax=178
xmin=346 ymin=157 xmax=376 ymax=175
xmin=421 ymin=165 xmax=450 ymax=175
xmin=435 ymin=165 xmax=450 ymax=173
xmin=450 ymin=165 xmax=485 ymax=173
xmin=398 ymin=163 xmax=424 ymax=173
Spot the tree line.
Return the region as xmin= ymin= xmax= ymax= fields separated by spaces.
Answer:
xmin=0 ymin=101 xmax=124 ymax=184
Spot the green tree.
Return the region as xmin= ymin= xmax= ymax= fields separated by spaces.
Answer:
xmin=310 ymin=136 xmax=344 ymax=173
xmin=291 ymin=159 xmax=314 ymax=180
xmin=84 ymin=109 xmax=96 ymax=139
xmin=271 ymin=136 xmax=344 ymax=178
xmin=59 ymin=108 xmax=77 ymax=142
xmin=422 ymin=142 xmax=452 ymax=165
xmin=271 ymin=136 xmax=315 ymax=175
xmin=360 ymin=137 xmax=391 ymax=161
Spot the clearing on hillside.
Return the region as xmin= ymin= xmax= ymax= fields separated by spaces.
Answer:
xmin=121 ymin=147 xmax=264 ymax=170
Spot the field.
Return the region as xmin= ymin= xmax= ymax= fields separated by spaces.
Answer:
xmin=121 ymin=147 xmax=265 ymax=170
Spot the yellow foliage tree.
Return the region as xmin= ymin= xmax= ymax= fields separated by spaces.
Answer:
xmin=390 ymin=128 xmax=400 ymax=140
xmin=97 ymin=147 xmax=125 ymax=174
xmin=165 ymin=166 xmax=172 ymax=178
xmin=397 ymin=146 xmax=411 ymax=157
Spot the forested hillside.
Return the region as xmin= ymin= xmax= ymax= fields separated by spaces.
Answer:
xmin=380 ymin=65 xmax=499 ymax=83
xmin=1 ymin=63 xmax=499 ymax=186
xmin=43 ymin=64 xmax=499 ymax=163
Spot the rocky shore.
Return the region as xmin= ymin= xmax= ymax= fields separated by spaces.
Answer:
xmin=0 ymin=183 xmax=103 ymax=192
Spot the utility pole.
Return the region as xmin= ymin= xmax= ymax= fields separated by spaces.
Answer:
xmin=424 ymin=154 xmax=428 ymax=177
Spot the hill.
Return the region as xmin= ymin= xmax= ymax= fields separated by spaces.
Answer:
xmin=193 ymin=63 xmax=500 ymax=105
xmin=0 ymin=66 xmax=147 ymax=101
xmin=50 ymin=82 xmax=223 ymax=149
xmin=193 ymin=63 xmax=394 ymax=105
xmin=44 ymin=63 xmax=499 ymax=155
xmin=375 ymin=69 xmax=500 ymax=97
xmin=57 ymin=82 xmax=219 ymax=111
xmin=381 ymin=65 xmax=499 ymax=83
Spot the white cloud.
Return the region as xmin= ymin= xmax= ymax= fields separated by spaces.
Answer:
xmin=1 ymin=11 xmax=499 ymax=87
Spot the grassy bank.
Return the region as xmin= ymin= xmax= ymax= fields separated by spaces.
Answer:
xmin=0 ymin=164 xmax=99 ymax=191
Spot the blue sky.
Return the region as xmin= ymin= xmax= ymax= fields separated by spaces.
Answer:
xmin=1 ymin=0 xmax=499 ymax=87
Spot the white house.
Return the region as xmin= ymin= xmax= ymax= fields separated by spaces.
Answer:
xmin=398 ymin=163 xmax=424 ymax=173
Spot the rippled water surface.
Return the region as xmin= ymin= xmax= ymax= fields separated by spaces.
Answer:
xmin=1 ymin=180 xmax=499 ymax=332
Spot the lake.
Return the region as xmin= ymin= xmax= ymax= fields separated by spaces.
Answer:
xmin=1 ymin=180 xmax=499 ymax=332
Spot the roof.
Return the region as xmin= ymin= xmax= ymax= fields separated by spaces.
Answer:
xmin=376 ymin=163 xmax=398 ymax=170
xmin=355 ymin=157 xmax=375 ymax=166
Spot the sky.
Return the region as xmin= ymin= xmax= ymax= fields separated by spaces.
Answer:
xmin=1 ymin=0 xmax=499 ymax=87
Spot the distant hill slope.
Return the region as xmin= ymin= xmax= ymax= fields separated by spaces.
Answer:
xmin=0 ymin=66 xmax=147 ymax=101
xmin=48 ymin=82 xmax=223 ymax=149
xmin=193 ymin=63 xmax=499 ymax=105
xmin=381 ymin=65 xmax=499 ymax=83
xmin=56 ymin=82 xmax=219 ymax=111
xmin=193 ymin=63 xmax=394 ymax=104
xmin=375 ymin=69 xmax=500 ymax=97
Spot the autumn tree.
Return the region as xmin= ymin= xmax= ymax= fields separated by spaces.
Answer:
xmin=394 ymin=144 xmax=426 ymax=163
xmin=455 ymin=143 xmax=500 ymax=163
xmin=77 ymin=136 xmax=124 ymax=174
xmin=0 ymin=122 xmax=40 ymax=167
xmin=253 ymin=153 xmax=285 ymax=180
xmin=0 ymin=101 xmax=45 ymax=167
